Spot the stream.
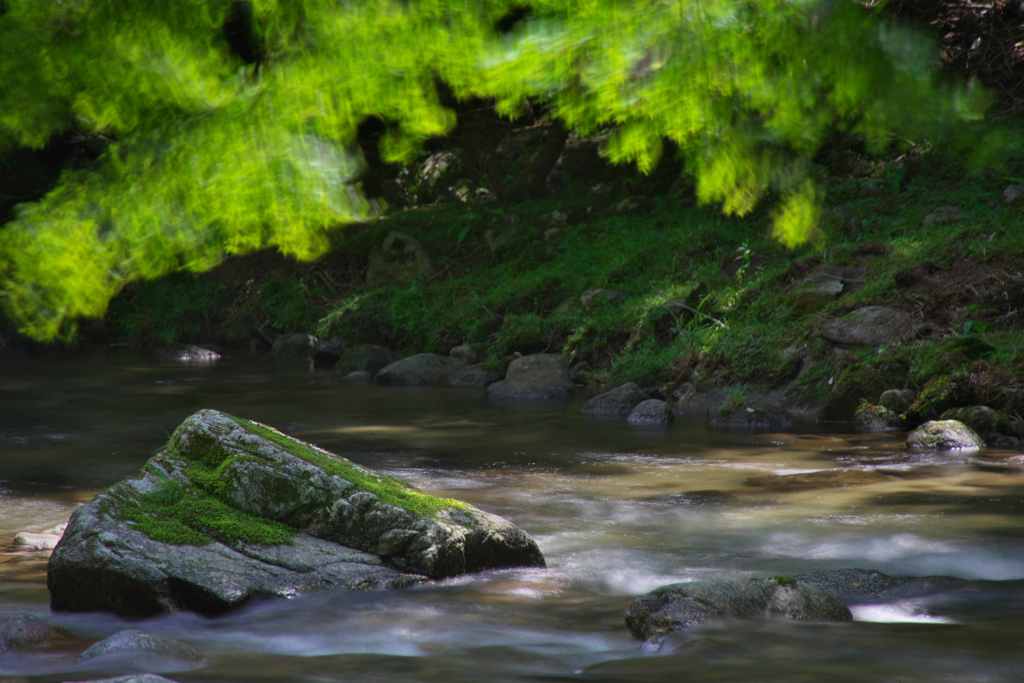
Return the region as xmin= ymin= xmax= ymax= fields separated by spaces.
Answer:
xmin=3 ymin=352 xmax=1024 ymax=681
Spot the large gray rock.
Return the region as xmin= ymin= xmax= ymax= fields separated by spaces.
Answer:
xmin=80 ymin=630 xmax=202 ymax=664
xmin=487 ymin=354 xmax=573 ymax=401
xmin=582 ymin=383 xmax=647 ymax=417
xmin=625 ymin=576 xmax=851 ymax=642
xmin=821 ymin=306 xmax=913 ymax=347
xmin=0 ymin=613 xmax=50 ymax=654
xmin=627 ymin=399 xmax=671 ymax=427
xmin=376 ymin=353 xmax=468 ymax=387
xmin=907 ymin=419 xmax=985 ymax=451
xmin=48 ymin=410 xmax=545 ymax=617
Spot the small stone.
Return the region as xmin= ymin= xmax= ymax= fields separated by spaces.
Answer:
xmin=821 ymin=306 xmax=913 ymax=347
xmin=272 ymin=333 xmax=318 ymax=357
xmin=313 ymin=337 xmax=345 ymax=369
xmin=157 ymin=345 xmax=221 ymax=365
xmin=923 ymin=206 xmax=963 ymax=227
xmin=13 ymin=523 xmax=66 ymax=551
xmin=854 ymin=403 xmax=902 ymax=433
xmin=627 ymin=399 xmax=671 ymax=426
xmin=335 ymin=345 xmax=399 ymax=377
xmin=879 ymin=389 xmax=915 ymax=414
xmin=449 ymin=344 xmax=478 ymax=364
xmin=907 ymin=420 xmax=984 ymax=451
xmin=580 ymin=288 xmax=626 ymax=309
xmin=340 ymin=370 xmax=372 ymax=383
xmin=1004 ymin=185 xmax=1024 ymax=206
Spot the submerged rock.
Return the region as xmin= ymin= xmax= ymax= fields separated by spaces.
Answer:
xmin=80 ymin=630 xmax=202 ymax=665
xmin=48 ymin=410 xmax=544 ymax=617
xmin=0 ymin=613 xmax=50 ymax=654
xmin=625 ymin=576 xmax=851 ymax=642
xmin=907 ymin=419 xmax=984 ymax=451
xmin=582 ymin=383 xmax=647 ymax=418
xmin=487 ymin=354 xmax=573 ymax=401
xmin=627 ymin=399 xmax=670 ymax=426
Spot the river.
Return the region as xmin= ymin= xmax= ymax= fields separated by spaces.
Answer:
xmin=2 ymin=352 xmax=1024 ymax=681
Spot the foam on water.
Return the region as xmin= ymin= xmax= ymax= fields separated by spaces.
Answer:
xmin=851 ymin=601 xmax=956 ymax=624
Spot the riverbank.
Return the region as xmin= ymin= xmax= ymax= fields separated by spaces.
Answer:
xmin=72 ymin=137 xmax=1023 ymax=434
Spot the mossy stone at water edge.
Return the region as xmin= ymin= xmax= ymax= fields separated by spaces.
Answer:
xmin=48 ymin=410 xmax=544 ymax=617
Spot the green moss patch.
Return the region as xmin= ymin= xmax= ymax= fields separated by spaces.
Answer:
xmin=233 ymin=417 xmax=467 ymax=518
xmin=119 ymin=477 xmax=294 ymax=547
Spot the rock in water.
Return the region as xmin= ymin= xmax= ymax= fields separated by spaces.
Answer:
xmin=627 ymin=399 xmax=671 ymax=426
xmin=907 ymin=419 xmax=985 ymax=451
xmin=376 ymin=353 xmax=467 ymax=386
xmin=80 ymin=630 xmax=203 ymax=665
xmin=48 ymin=410 xmax=545 ymax=617
xmin=487 ymin=354 xmax=573 ymax=401
xmin=582 ymin=383 xmax=647 ymax=418
xmin=625 ymin=576 xmax=851 ymax=642
xmin=0 ymin=613 xmax=51 ymax=653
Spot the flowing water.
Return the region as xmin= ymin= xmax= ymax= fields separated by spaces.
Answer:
xmin=3 ymin=352 xmax=1024 ymax=682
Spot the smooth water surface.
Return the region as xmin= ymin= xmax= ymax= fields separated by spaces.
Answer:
xmin=3 ymin=351 xmax=1024 ymax=682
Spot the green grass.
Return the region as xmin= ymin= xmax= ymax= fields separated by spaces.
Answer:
xmin=232 ymin=417 xmax=467 ymax=518
xmin=103 ymin=152 xmax=1024 ymax=418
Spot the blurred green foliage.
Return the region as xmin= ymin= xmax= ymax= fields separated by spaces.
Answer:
xmin=0 ymin=0 xmax=1001 ymax=339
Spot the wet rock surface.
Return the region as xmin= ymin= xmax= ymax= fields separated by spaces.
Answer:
xmin=907 ymin=419 xmax=985 ymax=451
xmin=48 ymin=410 xmax=545 ymax=617
xmin=0 ymin=613 xmax=51 ymax=654
xmin=80 ymin=630 xmax=203 ymax=665
xmin=625 ymin=576 xmax=852 ymax=642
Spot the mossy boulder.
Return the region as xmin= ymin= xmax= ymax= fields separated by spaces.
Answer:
xmin=48 ymin=410 xmax=544 ymax=617
xmin=625 ymin=576 xmax=851 ymax=643
xmin=854 ymin=402 xmax=903 ymax=432
xmin=907 ymin=419 xmax=984 ymax=451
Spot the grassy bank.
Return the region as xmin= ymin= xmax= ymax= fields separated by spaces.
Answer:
xmin=102 ymin=149 xmax=1024 ymax=425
